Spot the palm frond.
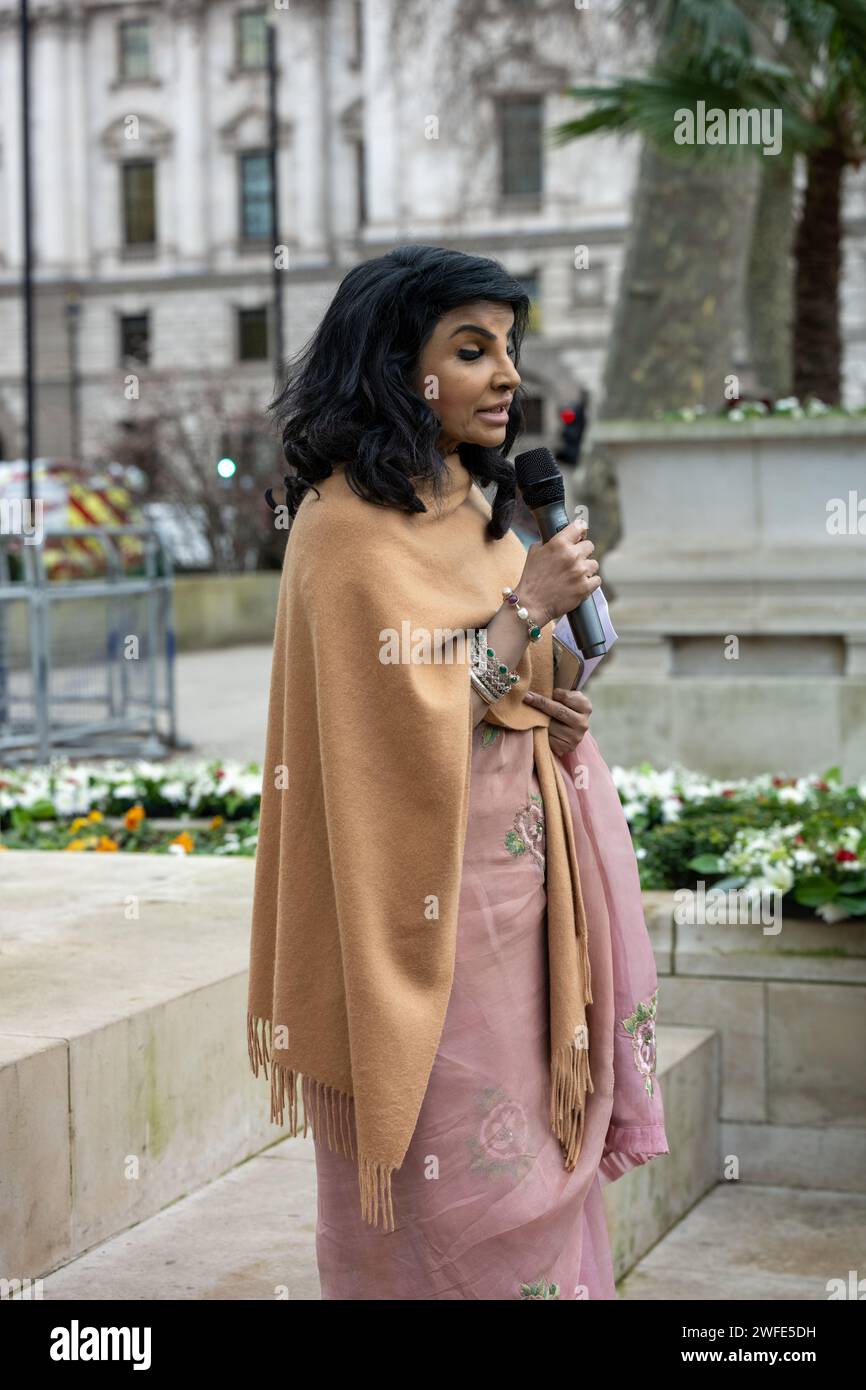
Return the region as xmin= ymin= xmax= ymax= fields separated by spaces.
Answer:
xmin=613 ymin=0 xmax=756 ymax=61
xmin=551 ymin=53 xmax=826 ymax=162
xmin=784 ymin=0 xmax=866 ymax=54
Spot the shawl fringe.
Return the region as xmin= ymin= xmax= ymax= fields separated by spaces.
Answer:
xmin=551 ymin=1035 xmax=595 ymax=1168
xmin=247 ymin=1010 xmax=397 ymax=1232
xmin=550 ymin=916 xmax=595 ymax=1167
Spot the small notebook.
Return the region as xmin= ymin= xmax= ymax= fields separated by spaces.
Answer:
xmin=553 ymin=587 xmax=618 ymax=690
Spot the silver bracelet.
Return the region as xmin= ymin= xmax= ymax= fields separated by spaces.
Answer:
xmin=470 ymin=630 xmax=519 ymax=702
xmin=469 ymin=668 xmax=502 ymax=705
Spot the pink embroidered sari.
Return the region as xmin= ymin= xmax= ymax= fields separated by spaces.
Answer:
xmin=311 ymin=716 xmax=669 ymax=1300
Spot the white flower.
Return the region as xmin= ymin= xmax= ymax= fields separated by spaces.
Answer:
xmin=777 ymin=786 xmax=807 ymax=804
xmin=745 ymin=861 xmax=793 ymax=895
xmin=168 ymin=841 xmax=190 ymax=855
xmin=728 ymin=408 xmax=745 ymax=422
xmin=815 ymin=901 xmax=852 ymax=923
xmin=159 ymin=780 xmax=187 ymax=804
xmin=111 ymin=783 xmax=139 ymax=801
xmin=680 ymin=782 xmax=715 ymax=801
xmin=132 ymin=760 xmax=166 ymax=780
xmin=792 ymin=848 xmax=817 ymax=867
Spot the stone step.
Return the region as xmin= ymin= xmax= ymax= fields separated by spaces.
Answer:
xmin=619 ymin=1182 xmax=866 ymax=1300
xmin=0 ymin=851 xmax=268 ymax=1280
xmin=29 ymin=1024 xmax=717 ymax=1299
xmin=603 ymin=1024 xmax=719 ymax=1281
xmin=38 ymin=1177 xmax=861 ymax=1302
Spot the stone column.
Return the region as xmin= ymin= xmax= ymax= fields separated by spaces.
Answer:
xmin=64 ymin=3 xmax=89 ymax=276
xmin=363 ymin=0 xmax=399 ymax=236
xmin=0 ymin=8 xmax=24 ymax=272
xmin=173 ymin=1 xmax=207 ymax=269
xmin=33 ymin=8 xmax=67 ymax=272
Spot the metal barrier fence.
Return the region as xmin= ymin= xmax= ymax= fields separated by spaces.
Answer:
xmin=0 ymin=526 xmax=179 ymax=764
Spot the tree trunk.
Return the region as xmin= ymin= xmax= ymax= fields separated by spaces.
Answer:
xmin=746 ymin=158 xmax=795 ymax=399
xmin=792 ymin=143 xmax=845 ymax=404
xmin=599 ymin=143 xmax=759 ymax=419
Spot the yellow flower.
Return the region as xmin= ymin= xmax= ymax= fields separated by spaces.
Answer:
xmin=95 ymin=836 xmax=119 ymax=852
xmin=124 ymin=804 xmax=146 ymax=830
xmin=171 ymin=830 xmax=195 ymax=854
xmin=70 ymin=816 xmax=88 ymax=832
xmin=0 ymin=842 xmax=8 ymax=852
xmin=209 ymin=815 xmax=224 ymax=830
xmin=64 ymin=838 xmax=88 ymax=852
xmin=87 ymin=810 xmax=103 ymax=823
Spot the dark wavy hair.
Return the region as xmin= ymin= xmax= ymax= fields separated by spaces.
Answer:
xmin=264 ymin=244 xmax=531 ymax=540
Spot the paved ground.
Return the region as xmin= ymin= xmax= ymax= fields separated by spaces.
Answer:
xmin=170 ymin=642 xmax=274 ymax=765
xmin=36 ymin=1128 xmax=865 ymax=1300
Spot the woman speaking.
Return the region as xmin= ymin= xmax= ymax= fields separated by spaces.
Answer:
xmin=246 ymin=243 xmax=668 ymax=1301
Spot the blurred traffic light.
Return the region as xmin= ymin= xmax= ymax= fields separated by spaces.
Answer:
xmin=555 ymin=398 xmax=586 ymax=466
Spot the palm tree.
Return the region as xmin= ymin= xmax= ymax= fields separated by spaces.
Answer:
xmin=551 ymin=0 xmax=866 ymax=408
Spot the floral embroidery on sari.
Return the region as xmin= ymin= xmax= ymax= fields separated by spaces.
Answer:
xmin=519 ymin=1277 xmax=561 ymax=1299
xmin=622 ymin=989 xmax=658 ymax=1098
xmin=504 ymin=792 xmax=544 ymax=866
xmin=467 ymin=1087 xmax=533 ymax=1181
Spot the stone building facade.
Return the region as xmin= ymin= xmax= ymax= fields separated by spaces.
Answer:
xmin=0 ymin=0 xmax=863 ymax=466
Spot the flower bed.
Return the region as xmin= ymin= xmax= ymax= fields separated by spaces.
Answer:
xmin=613 ymin=763 xmax=866 ymax=923
xmin=0 ymin=759 xmax=260 ymax=857
xmin=2 ymin=757 xmax=865 ymax=922
xmin=654 ymin=395 xmax=866 ymax=424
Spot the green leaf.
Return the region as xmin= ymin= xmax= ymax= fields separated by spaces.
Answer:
xmin=688 ymin=853 xmax=724 ymax=872
xmin=832 ymin=896 xmax=866 ymax=916
xmin=823 ymin=765 xmax=842 ymax=784
xmin=794 ymin=876 xmax=840 ymax=906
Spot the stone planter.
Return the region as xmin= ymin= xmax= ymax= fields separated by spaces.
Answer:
xmin=645 ymin=889 xmax=866 ymax=1192
xmin=587 ymin=417 xmax=866 ymax=778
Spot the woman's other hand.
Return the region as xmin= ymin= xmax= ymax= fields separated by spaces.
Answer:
xmin=522 ymin=687 xmax=592 ymax=757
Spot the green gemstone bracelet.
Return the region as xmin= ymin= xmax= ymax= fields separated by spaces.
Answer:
xmin=502 ymin=586 xmax=544 ymax=642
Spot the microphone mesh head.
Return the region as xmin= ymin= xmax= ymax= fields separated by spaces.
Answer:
xmin=514 ymin=448 xmax=564 ymax=507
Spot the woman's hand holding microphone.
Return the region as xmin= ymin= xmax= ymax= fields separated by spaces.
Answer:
xmin=517 ymin=520 xmax=602 ymax=757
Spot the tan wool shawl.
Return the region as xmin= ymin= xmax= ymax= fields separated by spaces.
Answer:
xmin=246 ymin=453 xmax=593 ymax=1231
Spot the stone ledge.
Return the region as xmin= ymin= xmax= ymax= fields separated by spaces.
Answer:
xmin=0 ymin=851 xmax=269 ymax=1278
xmin=592 ymin=416 xmax=866 ymax=443
xmin=643 ymin=892 xmax=866 ymax=983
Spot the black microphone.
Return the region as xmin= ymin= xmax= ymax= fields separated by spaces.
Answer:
xmin=514 ymin=446 xmax=606 ymax=658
